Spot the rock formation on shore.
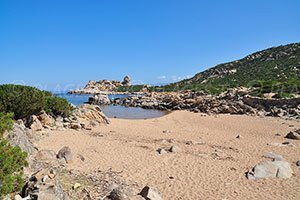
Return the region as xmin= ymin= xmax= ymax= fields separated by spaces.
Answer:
xmin=69 ymin=75 xmax=131 ymax=94
xmin=104 ymin=88 xmax=300 ymax=120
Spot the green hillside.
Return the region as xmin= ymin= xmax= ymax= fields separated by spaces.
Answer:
xmin=163 ymin=43 xmax=300 ymax=97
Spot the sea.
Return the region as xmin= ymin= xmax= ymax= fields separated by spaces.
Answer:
xmin=55 ymin=93 xmax=168 ymax=119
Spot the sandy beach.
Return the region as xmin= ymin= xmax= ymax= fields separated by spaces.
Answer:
xmin=36 ymin=111 xmax=300 ymax=200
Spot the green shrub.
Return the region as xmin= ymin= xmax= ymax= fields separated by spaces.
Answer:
xmin=115 ymin=85 xmax=146 ymax=92
xmin=0 ymin=112 xmax=28 ymax=197
xmin=45 ymin=96 xmax=73 ymax=117
xmin=0 ymin=140 xmax=28 ymax=196
xmin=0 ymin=84 xmax=47 ymax=119
xmin=0 ymin=112 xmax=14 ymax=138
xmin=0 ymin=84 xmax=73 ymax=119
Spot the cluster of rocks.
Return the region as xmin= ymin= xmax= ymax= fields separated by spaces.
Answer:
xmin=21 ymin=104 xmax=110 ymax=133
xmin=69 ymin=76 xmax=131 ymax=94
xmin=4 ymin=103 xmax=164 ymax=200
xmin=108 ymin=88 xmax=300 ymax=119
xmin=4 ymin=121 xmax=71 ymax=200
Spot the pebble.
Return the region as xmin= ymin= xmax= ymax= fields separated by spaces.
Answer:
xmin=73 ymin=183 xmax=81 ymax=190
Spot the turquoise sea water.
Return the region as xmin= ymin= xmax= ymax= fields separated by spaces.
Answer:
xmin=55 ymin=93 xmax=168 ymax=119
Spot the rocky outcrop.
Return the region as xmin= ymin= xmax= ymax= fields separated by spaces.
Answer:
xmin=69 ymin=76 xmax=131 ymax=94
xmin=72 ymin=104 xmax=110 ymax=125
xmin=108 ymin=88 xmax=300 ymax=120
xmin=122 ymin=75 xmax=131 ymax=86
xmin=20 ymin=104 xmax=110 ymax=132
xmin=6 ymin=120 xmax=37 ymax=155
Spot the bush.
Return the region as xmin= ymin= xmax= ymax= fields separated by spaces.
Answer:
xmin=0 ymin=140 xmax=28 ymax=196
xmin=0 ymin=85 xmax=47 ymax=119
xmin=0 ymin=84 xmax=73 ymax=119
xmin=115 ymin=85 xmax=146 ymax=92
xmin=0 ymin=112 xmax=14 ymax=138
xmin=0 ymin=112 xmax=28 ymax=197
xmin=45 ymin=96 xmax=73 ymax=117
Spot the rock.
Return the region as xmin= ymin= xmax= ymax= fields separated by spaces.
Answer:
xmin=2 ymin=195 xmax=11 ymax=200
xmin=185 ymin=141 xmax=193 ymax=145
xmin=57 ymin=146 xmax=73 ymax=163
xmin=139 ymin=186 xmax=162 ymax=200
xmin=285 ymin=129 xmax=300 ymax=140
xmin=273 ymin=161 xmax=293 ymax=179
xmin=72 ymin=183 xmax=81 ymax=190
xmin=69 ymin=78 xmax=124 ymax=94
xmin=37 ymin=111 xmax=55 ymax=126
xmin=263 ymin=152 xmax=284 ymax=161
xmin=73 ymin=104 xmax=110 ymax=125
xmin=70 ymin=122 xmax=81 ymax=130
xmin=122 ymin=75 xmax=131 ymax=86
xmin=296 ymin=160 xmax=300 ymax=166
xmin=35 ymin=150 xmax=57 ymax=161
xmin=14 ymin=195 xmax=30 ymax=200
xmin=6 ymin=123 xmax=36 ymax=155
xmin=89 ymin=94 xmax=110 ymax=105
xmin=89 ymin=120 xmax=100 ymax=127
xmin=236 ymin=135 xmax=241 ymax=139
xmin=28 ymin=115 xmax=43 ymax=131
xmin=169 ymin=145 xmax=180 ymax=153
xmin=42 ymin=175 xmax=49 ymax=183
xmin=37 ymin=183 xmax=65 ymax=200
xmin=14 ymin=195 xmax=23 ymax=200
xmin=162 ymin=130 xmax=171 ymax=134
xmin=247 ymin=160 xmax=293 ymax=180
xmin=157 ymin=148 xmax=167 ymax=154
xmin=108 ymin=186 xmax=133 ymax=200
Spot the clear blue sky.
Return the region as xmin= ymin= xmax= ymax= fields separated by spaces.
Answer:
xmin=0 ymin=0 xmax=299 ymax=91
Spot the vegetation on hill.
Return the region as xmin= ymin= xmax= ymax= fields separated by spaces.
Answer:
xmin=0 ymin=84 xmax=73 ymax=119
xmin=115 ymin=85 xmax=146 ymax=93
xmin=0 ymin=112 xmax=28 ymax=197
xmin=162 ymin=43 xmax=300 ymax=96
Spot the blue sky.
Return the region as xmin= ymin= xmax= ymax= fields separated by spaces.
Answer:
xmin=0 ymin=0 xmax=299 ymax=91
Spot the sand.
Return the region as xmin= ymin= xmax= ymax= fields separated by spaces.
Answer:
xmin=37 ymin=111 xmax=300 ymax=200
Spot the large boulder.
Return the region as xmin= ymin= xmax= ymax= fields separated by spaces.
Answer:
xmin=6 ymin=121 xmax=36 ymax=155
xmin=73 ymin=104 xmax=110 ymax=125
xmin=247 ymin=160 xmax=293 ymax=180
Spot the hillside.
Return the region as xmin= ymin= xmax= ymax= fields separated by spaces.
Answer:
xmin=163 ymin=43 xmax=300 ymax=97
